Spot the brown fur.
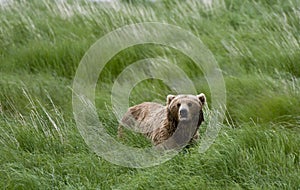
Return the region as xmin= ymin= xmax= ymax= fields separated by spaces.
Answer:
xmin=118 ymin=94 xmax=206 ymax=146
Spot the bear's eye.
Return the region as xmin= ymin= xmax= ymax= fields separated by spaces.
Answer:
xmin=188 ymin=103 xmax=192 ymax=107
xmin=177 ymin=103 xmax=181 ymax=107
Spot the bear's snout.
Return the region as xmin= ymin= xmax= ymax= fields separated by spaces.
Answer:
xmin=179 ymin=107 xmax=189 ymax=120
xmin=180 ymin=108 xmax=188 ymax=117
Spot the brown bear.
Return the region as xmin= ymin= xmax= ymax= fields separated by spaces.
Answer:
xmin=118 ymin=93 xmax=206 ymax=149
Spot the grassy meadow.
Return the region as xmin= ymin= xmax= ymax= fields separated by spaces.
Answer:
xmin=0 ymin=0 xmax=299 ymax=189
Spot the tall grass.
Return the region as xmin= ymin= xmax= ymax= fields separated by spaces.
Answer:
xmin=0 ymin=0 xmax=299 ymax=189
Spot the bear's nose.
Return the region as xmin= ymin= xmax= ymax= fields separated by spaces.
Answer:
xmin=180 ymin=109 xmax=188 ymax=117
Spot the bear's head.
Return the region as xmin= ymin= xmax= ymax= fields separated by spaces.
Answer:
xmin=166 ymin=93 xmax=206 ymax=126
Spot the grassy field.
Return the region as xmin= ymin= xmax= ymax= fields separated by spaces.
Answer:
xmin=0 ymin=0 xmax=299 ymax=189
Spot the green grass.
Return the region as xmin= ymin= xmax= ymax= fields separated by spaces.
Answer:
xmin=0 ymin=0 xmax=299 ymax=189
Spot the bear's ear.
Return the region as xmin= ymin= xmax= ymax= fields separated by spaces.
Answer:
xmin=197 ymin=93 xmax=206 ymax=105
xmin=167 ymin=94 xmax=176 ymax=105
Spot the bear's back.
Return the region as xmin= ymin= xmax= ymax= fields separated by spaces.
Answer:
xmin=121 ymin=102 xmax=166 ymax=133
